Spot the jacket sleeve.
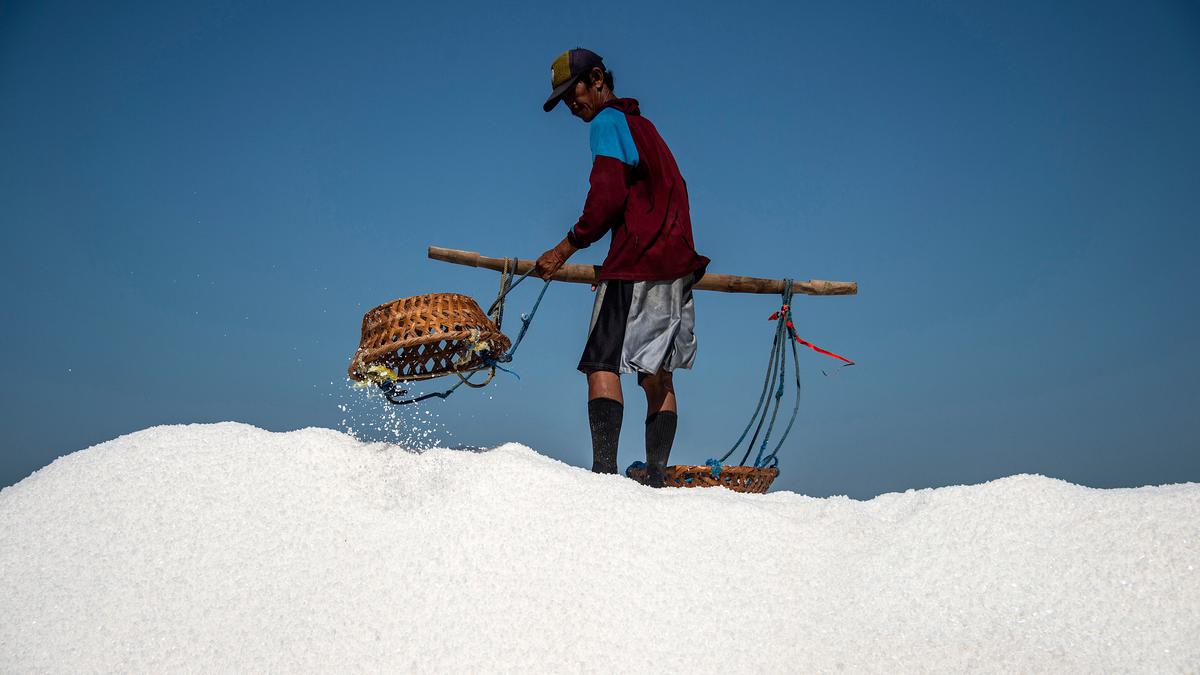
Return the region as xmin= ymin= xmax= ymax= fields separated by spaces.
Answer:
xmin=567 ymin=155 xmax=629 ymax=249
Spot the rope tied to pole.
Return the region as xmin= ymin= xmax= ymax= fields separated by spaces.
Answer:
xmin=707 ymin=280 xmax=855 ymax=474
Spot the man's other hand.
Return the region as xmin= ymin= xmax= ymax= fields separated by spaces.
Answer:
xmin=534 ymin=237 xmax=577 ymax=281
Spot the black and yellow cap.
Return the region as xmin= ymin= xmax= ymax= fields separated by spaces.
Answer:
xmin=543 ymin=48 xmax=605 ymax=112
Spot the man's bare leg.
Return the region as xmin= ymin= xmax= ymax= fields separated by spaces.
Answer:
xmin=585 ymin=370 xmax=623 ymax=473
xmin=640 ymin=370 xmax=678 ymax=487
xmin=587 ymin=370 xmax=623 ymax=404
xmin=639 ymin=369 xmax=676 ymax=414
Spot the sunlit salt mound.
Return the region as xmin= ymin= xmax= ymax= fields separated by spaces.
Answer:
xmin=2 ymin=424 xmax=1198 ymax=672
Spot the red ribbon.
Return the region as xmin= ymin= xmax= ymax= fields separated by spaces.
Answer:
xmin=769 ymin=306 xmax=856 ymax=366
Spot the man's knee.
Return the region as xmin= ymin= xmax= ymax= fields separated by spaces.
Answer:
xmin=586 ymin=369 xmax=623 ymax=402
xmin=638 ymin=369 xmax=674 ymax=393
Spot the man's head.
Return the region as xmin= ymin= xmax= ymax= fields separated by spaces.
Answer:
xmin=543 ymin=48 xmax=615 ymax=122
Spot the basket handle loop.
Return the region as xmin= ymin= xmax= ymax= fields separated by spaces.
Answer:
xmin=453 ymin=364 xmax=496 ymax=389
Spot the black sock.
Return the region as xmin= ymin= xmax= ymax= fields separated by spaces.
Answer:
xmin=588 ymin=398 xmax=623 ymax=474
xmin=645 ymin=410 xmax=677 ymax=486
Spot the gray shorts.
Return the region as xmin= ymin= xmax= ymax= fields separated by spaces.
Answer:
xmin=577 ymin=269 xmax=702 ymax=380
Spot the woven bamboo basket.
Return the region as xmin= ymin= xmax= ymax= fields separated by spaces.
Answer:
xmin=347 ymin=293 xmax=512 ymax=383
xmin=626 ymin=465 xmax=779 ymax=493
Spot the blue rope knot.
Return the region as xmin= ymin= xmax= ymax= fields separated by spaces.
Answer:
xmin=481 ymin=354 xmax=520 ymax=380
xmin=624 ymin=461 xmax=647 ymax=478
xmin=705 ymin=458 xmax=723 ymax=477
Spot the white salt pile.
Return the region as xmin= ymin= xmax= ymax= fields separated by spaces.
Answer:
xmin=1 ymin=423 xmax=1197 ymax=672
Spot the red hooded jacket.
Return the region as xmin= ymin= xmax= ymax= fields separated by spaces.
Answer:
xmin=566 ymin=98 xmax=710 ymax=281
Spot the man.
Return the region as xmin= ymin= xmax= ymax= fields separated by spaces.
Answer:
xmin=533 ymin=48 xmax=710 ymax=488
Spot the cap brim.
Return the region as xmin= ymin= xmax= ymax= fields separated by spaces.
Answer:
xmin=542 ymin=76 xmax=578 ymax=112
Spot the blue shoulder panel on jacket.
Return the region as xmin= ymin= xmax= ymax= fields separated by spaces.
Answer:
xmin=589 ymin=107 xmax=639 ymax=166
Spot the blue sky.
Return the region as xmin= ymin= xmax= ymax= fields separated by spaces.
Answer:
xmin=1 ymin=0 xmax=1197 ymax=498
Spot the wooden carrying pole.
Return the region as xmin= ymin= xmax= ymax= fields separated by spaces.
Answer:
xmin=428 ymin=246 xmax=857 ymax=296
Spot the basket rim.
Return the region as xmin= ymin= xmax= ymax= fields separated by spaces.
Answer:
xmin=644 ymin=464 xmax=780 ymax=475
xmin=362 ymin=292 xmax=479 ymax=314
xmin=625 ymin=464 xmax=780 ymax=493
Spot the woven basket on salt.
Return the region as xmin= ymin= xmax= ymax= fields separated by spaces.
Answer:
xmin=626 ymin=464 xmax=779 ymax=494
xmin=347 ymin=293 xmax=512 ymax=383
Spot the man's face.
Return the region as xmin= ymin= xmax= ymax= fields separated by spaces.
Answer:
xmin=562 ymin=78 xmax=599 ymax=122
